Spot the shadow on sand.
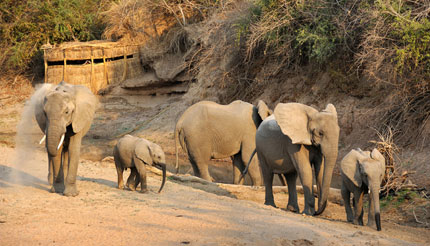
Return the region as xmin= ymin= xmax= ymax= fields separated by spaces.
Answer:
xmin=0 ymin=164 xmax=49 ymax=191
xmin=78 ymin=176 xmax=117 ymax=188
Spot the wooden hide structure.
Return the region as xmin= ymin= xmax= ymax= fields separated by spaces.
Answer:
xmin=42 ymin=41 xmax=143 ymax=94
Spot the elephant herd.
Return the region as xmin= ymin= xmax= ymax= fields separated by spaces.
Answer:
xmin=31 ymin=81 xmax=385 ymax=231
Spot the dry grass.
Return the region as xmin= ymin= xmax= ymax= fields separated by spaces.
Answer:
xmin=102 ymin=0 xmax=226 ymax=43
xmin=370 ymin=127 xmax=416 ymax=197
xmin=0 ymin=74 xmax=34 ymax=106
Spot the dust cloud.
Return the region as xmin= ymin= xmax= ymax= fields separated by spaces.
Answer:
xmin=9 ymin=83 xmax=54 ymax=187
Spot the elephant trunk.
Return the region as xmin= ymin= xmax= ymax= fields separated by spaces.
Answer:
xmin=370 ymin=185 xmax=382 ymax=231
xmin=315 ymin=145 xmax=338 ymax=215
xmin=155 ymin=163 xmax=167 ymax=193
xmin=46 ymin=124 xmax=65 ymax=157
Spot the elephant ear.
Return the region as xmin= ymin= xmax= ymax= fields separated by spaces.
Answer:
xmin=33 ymin=84 xmax=56 ymax=132
xmin=370 ymin=148 xmax=386 ymax=176
xmin=256 ymin=100 xmax=272 ymax=120
xmin=322 ymin=103 xmax=337 ymax=118
xmin=341 ymin=149 xmax=365 ymax=187
xmin=274 ymin=103 xmax=317 ymax=145
xmin=135 ymin=139 xmax=153 ymax=165
xmin=370 ymin=148 xmax=385 ymax=162
xmin=71 ymin=85 xmax=98 ymax=133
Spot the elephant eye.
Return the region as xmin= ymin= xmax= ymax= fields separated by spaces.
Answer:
xmin=318 ymin=130 xmax=324 ymax=136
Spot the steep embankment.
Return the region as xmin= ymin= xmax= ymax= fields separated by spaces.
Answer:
xmin=91 ymin=0 xmax=430 ymax=191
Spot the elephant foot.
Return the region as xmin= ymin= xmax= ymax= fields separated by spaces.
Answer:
xmin=287 ymin=204 xmax=299 ymax=213
xmin=264 ymin=201 xmax=277 ymax=208
xmin=47 ymin=174 xmax=53 ymax=186
xmin=353 ymin=219 xmax=364 ymax=226
xmin=63 ymin=184 xmax=79 ymax=197
xmin=367 ymin=220 xmax=376 ymax=227
xmin=50 ymin=182 xmax=65 ymax=193
xmin=139 ymin=188 xmax=148 ymax=193
xmin=347 ymin=216 xmax=354 ymax=223
xmin=126 ymin=184 xmax=137 ymax=191
xmin=301 ymin=207 xmax=315 ymax=216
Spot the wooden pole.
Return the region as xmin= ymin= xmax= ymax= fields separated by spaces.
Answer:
xmin=90 ymin=47 xmax=95 ymax=92
xmin=44 ymin=50 xmax=48 ymax=83
xmin=103 ymin=47 xmax=108 ymax=85
xmin=63 ymin=49 xmax=67 ymax=82
xmin=122 ymin=46 xmax=127 ymax=81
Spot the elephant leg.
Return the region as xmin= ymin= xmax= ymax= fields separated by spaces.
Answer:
xmin=47 ymin=154 xmax=53 ymax=185
xmin=353 ymin=190 xmax=364 ymax=226
xmin=260 ymin=156 xmax=276 ymax=207
xmin=114 ymin=159 xmax=124 ymax=190
xmin=341 ymin=183 xmax=353 ymax=222
xmin=313 ymin=153 xmax=324 ymax=199
xmin=134 ymin=172 xmax=141 ymax=190
xmin=126 ymin=168 xmax=138 ymax=191
xmin=61 ymin=149 xmax=69 ymax=184
xmin=134 ymin=157 xmax=147 ymax=193
xmin=285 ymin=172 xmax=299 ymax=213
xmin=241 ymin=142 xmax=262 ymax=186
xmin=49 ymin=148 xmax=65 ymax=193
xmin=190 ymin=156 xmax=213 ymax=182
xmin=186 ymin=139 xmax=214 ymax=182
xmin=63 ymin=135 xmax=81 ymax=197
xmin=232 ymin=153 xmax=245 ymax=185
xmin=292 ymin=148 xmax=315 ymax=215
xmin=189 ymin=157 xmax=201 ymax=178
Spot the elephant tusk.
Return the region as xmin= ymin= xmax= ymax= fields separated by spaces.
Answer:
xmin=39 ymin=135 xmax=46 ymax=145
xmin=57 ymin=134 xmax=65 ymax=150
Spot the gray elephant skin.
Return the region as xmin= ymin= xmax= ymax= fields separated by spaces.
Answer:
xmin=341 ymin=148 xmax=386 ymax=231
xmin=34 ymin=81 xmax=97 ymax=196
xmin=114 ymin=135 xmax=167 ymax=193
xmin=174 ymin=100 xmax=271 ymax=185
xmin=245 ymin=103 xmax=340 ymax=215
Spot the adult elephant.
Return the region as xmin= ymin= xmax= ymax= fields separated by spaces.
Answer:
xmin=174 ymin=100 xmax=271 ymax=185
xmin=34 ymin=81 xmax=97 ymax=196
xmin=244 ymin=103 xmax=339 ymax=215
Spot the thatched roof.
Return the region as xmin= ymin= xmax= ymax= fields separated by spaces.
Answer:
xmin=42 ymin=41 xmax=141 ymax=61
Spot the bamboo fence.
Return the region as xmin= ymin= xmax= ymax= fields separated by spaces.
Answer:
xmin=42 ymin=41 xmax=143 ymax=94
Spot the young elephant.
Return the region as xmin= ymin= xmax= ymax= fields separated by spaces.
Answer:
xmin=340 ymin=148 xmax=385 ymax=231
xmin=113 ymin=135 xmax=167 ymax=193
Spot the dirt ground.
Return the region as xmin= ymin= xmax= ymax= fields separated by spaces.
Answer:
xmin=1 ymin=87 xmax=429 ymax=245
xmin=1 ymin=146 xmax=430 ymax=246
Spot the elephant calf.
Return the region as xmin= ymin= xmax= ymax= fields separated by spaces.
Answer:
xmin=113 ymin=135 xmax=167 ymax=193
xmin=340 ymin=148 xmax=386 ymax=231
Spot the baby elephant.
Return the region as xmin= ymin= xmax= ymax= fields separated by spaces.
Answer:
xmin=114 ymin=135 xmax=167 ymax=193
xmin=340 ymin=148 xmax=385 ymax=231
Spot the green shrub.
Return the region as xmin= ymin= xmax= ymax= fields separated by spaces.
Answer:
xmin=243 ymin=0 xmax=357 ymax=66
xmin=0 ymin=0 xmax=113 ymax=75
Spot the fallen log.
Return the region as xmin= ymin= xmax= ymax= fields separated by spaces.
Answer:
xmin=147 ymin=166 xmax=343 ymax=204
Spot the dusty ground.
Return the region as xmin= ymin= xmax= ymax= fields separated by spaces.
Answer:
xmin=1 ymin=146 xmax=430 ymax=246
xmin=1 ymin=86 xmax=429 ymax=245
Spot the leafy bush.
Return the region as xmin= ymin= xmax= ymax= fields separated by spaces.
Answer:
xmin=244 ymin=0 xmax=361 ymax=66
xmin=356 ymin=0 xmax=430 ymax=144
xmin=358 ymin=0 xmax=430 ymax=84
xmin=0 ymin=0 xmax=113 ymax=75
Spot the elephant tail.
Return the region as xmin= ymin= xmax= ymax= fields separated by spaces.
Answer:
xmin=174 ymin=123 xmax=184 ymax=174
xmin=239 ymin=149 xmax=257 ymax=183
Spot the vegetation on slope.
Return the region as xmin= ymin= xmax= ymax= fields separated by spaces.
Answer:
xmin=0 ymin=0 xmax=113 ymax=77
xmin=1 ymin=0 xmax=429 ymax=144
